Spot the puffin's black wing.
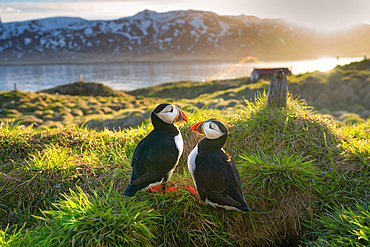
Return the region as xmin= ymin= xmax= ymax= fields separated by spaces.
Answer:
xmin=194 ymin=150 xmax=248 ymax=210
xmin=124 ymin=129 xmax=179 ymax=196
xmin=227 ymin=155 xmax=244 ymax=194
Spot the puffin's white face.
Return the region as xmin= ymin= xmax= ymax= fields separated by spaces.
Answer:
xmin=202 ymin=121 xmax=225 ymax=139
xmin=155 ymin=104 xmax=178 ymax=124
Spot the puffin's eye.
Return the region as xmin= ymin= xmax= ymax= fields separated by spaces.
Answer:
xmin=209 ymin=123 xmax=214 ymax=130
xmin=169 ymin=108 xmax=173 ymax=113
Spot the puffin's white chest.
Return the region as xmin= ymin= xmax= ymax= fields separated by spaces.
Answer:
xmin=174 ymin=127 xmax=183 ymax=162
xmin=187 ymin=145 xmax=198 ymax=180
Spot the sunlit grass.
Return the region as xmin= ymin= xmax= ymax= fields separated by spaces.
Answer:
xmin=305 ymin=203 xmax=370 ymax=246
xmin=0 ymin=224 xmax=33 ymax=246
xmin=239 ymin=150 xmax=320 ymax=196
xmin=0 ymin=185 xmax=162 ymax=246
xmin=340 ymin=139 xmax=370 ymax=168
xmin=26 ymin=144 xmax=76 ymax=171
xmin=32 ymin=186 xmax=161 ymax=247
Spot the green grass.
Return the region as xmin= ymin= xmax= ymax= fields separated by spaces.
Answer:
xmin=34 ymin=185 xmax=161 ymax=246
xmin=1 ymin=185 xmax=162 ymax=247
xmin=239 ymin=150 xmax=320 ymax=196
xmin=1 ymin=94 xmax=368 ymax=246
xmin=305 ymin=203 xmax=370 ymax=247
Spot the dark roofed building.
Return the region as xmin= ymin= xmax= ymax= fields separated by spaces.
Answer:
xmin=250 ymin=68 xmax=292 ymax=82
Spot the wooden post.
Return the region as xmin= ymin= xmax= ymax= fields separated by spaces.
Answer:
xmin=267 ymin=69 xmax=288 ymax=108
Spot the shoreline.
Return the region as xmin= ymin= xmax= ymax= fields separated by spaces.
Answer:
xmin=0 ymin=54 xmax=348 ymax=66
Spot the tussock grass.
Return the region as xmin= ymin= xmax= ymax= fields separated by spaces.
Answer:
xmin=239 ymin=151 xmax=319 ymax=195
xmin=305 ymin=203 xmax=370 ymax=247
xmin=1 ymin=185 xmax=162 ymax=247
xmin=33 ymin=185 xmax=161 ymax=246
xmin=1 ymin=92 xmax=369 ymax=246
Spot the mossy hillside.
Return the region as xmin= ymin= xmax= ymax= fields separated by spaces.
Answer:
xmin=127 ymin=78 xmax=249 ymax=100
xmin=0 ymin=89 xmax=156 ymax=130
xmin=0 ymin=81 xmax=249 ymax=131
xmin=1 ymin=96 xmax=369 ymax=246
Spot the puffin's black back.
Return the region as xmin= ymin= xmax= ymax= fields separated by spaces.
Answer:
xmin=194 ymin=134 xmax=250 ymax=212
xmin=124 ymin=107 xmax=180 ymax=196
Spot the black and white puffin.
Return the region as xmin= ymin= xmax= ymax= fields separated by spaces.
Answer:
xmin=186 ymin=118 xmax=251 ymax=212
xmin=124 ymin=103 xmax=187 ymax=197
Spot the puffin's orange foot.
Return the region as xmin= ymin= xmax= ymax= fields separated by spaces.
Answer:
xmin=149 ymin=185 xmax=178 ymax=193
xmin=149 ymin=185 xmax=162 ymax=193
xmin=185 ymin=185 xmax=199 ymax=201
xmin=164 ymin=186 xmax=177 ymax=193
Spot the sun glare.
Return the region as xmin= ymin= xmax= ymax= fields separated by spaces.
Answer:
xmin=202 ymin=56 xmax=363 ymax=82
xmin=292 ymin=57 xmax=364 ymax=74
xmin=303 ymin=57 xmax=340 ymax=73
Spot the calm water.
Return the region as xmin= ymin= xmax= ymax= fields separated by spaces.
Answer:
xmin=0 ymin=57 xmax=363 ymax=92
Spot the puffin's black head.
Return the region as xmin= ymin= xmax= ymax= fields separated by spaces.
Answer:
xmin=152 ymin=103 xmax=187 ymax=129
xmin=190 ymin=118 xmax=228 ymax=139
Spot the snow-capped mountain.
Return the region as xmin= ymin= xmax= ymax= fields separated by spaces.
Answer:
xmin=0 ymin=9 xmax=369 ymax=63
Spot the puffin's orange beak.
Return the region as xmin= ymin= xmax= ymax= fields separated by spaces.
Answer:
xmin=190 ymin=121 xmax=205 ymax=135
xmin=174 ymin=108 xmax=187 ymax=123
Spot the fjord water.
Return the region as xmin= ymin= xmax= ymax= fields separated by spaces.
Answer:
xmin=0 ymin=57 xmax=362 ymax=92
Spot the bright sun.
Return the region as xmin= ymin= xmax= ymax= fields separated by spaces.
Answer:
xmin=292 ymin=57 xmax=364 ymax=74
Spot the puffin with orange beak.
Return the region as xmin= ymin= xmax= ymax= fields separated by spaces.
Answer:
xmin=124 ymin=103 xmax=187 ymax=196
xmin=186 ymin=118 xmax=251 ymax=212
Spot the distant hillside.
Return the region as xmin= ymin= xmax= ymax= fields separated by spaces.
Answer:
xmin=127 ymin=59 xmax=370 ymax=122
xmin=1 ymin=9 xmax=370 ymax=64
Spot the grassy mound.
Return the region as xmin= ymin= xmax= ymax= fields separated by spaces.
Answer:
xmin=1 ymin=94 xmax=369 ymax=246
xmin=40 ymin=81 xmax=128 ymax=97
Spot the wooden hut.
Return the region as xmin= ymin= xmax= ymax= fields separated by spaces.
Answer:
xmin=250 ymin=68 xmax=292 ymax=82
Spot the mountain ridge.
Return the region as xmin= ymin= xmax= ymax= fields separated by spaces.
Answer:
xmin=1 ymin=9 xmax=369 ymax=64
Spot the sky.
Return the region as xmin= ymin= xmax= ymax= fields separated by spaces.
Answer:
xmin=1 ymin=0 xmax=370 ymax=31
